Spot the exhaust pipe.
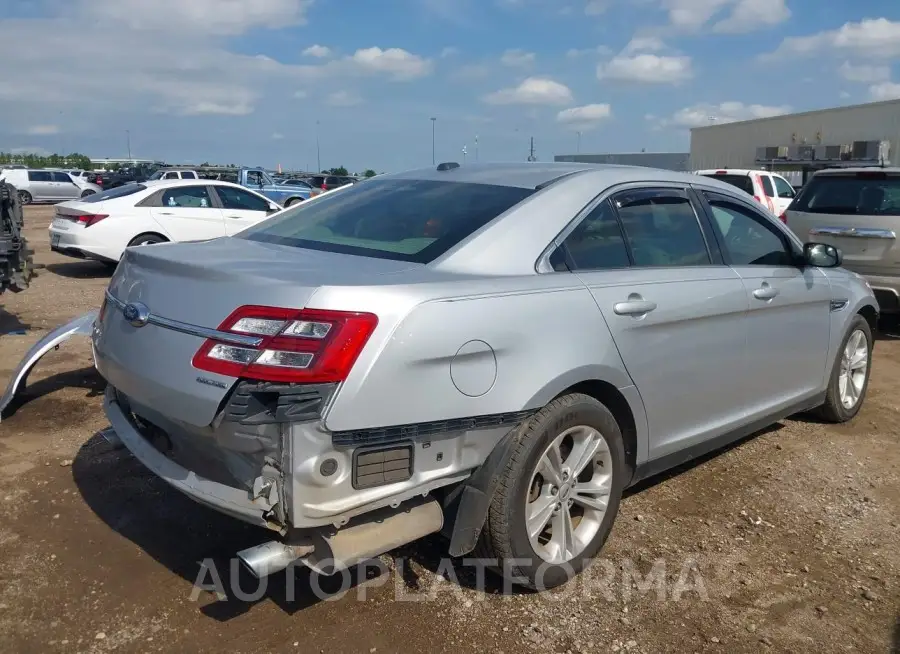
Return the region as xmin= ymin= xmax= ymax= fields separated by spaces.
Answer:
xmin=237 ymin=541 xmax=315 ymax=579
xmin=237 ymin=497 xmax=444 ymax=578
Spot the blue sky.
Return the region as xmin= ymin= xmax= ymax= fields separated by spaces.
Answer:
xmin=1 ymin=0 xmax=898 ymax=172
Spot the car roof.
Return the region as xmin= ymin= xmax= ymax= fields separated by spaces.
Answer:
xmin=141 ymin=179 xmax=254 ymax=191
xmin=813 ymin=167 xmax=900 ymax=176
xmin=384 ymin=161 xmax=744 ymax=192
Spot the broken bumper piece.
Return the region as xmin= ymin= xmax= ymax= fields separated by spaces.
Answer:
xmin=0 ymin=309 xmax=99 ymax=420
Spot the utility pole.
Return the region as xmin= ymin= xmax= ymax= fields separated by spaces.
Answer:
xmin=430 ymin=117 xmax=436 ymax=165
xmin=316 ymin=120 xmax=321 ymax=172
xmin=462 ymin=145 xmax=467 ymax=164
xmin=527 ymin=137 xmax=536 ymax=162
xmin=126 ymin=130 xmax=132 ymax=160
xmin=475 ymin=134 xmax=479 ymax=162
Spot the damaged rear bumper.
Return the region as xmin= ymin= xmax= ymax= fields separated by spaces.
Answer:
xmin=104 ymin=386 xmax=286 ymax=533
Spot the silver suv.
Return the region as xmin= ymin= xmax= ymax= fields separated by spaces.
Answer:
xmin=785 ymin=167 xmax=900 ymax=313
xmin=0 ymin=168 xmax=98 ymax=204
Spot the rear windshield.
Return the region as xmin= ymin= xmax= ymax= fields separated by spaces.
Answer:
xmin=80 ymin=184 xmax=147 ymax=203
xmin=700 ymin=173 xmax=754 ymax=195
xmin=237 ymin=178 xmax=535 ymax=263
xmin=792 ymin=173 xmax=900 ymax=215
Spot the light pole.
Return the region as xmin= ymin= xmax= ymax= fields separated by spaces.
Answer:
xmin=462 ymin=145 xmax=467 ymax=164
xmin=126 ymin=130 xmax=132 ymax=160
xmin=316 ymin=120 xmax=321 ymax=172
xmin=430 ymin=117 xmax=436 ymax=165
xmin=475 ymin=134 xmax=479 ymax=162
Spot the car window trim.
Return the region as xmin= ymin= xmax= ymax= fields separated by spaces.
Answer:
xmin=211 ymin=184 xmax=270 ymax=213
xmin=553 ymin=197 xmax=635 ymax=273
xmin=696 ymin=189 xmax=801 ymax=267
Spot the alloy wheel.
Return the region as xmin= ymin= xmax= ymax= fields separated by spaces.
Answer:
xmin=838 ymin=329 xmax=868 ymax=409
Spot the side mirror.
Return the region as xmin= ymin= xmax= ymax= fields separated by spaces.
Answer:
xmin=267 ymin=203 xmax=279 ymax=213
xmin=803 ymin=242 xmax=842 ymax=268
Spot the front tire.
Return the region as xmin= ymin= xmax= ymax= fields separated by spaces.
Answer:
xmin=284 ymin=197 xmax=303 ymax=207
xmin=18 ymin=191 xmax=32 ymax=205
xmin=815 ymin=315 xmax=873 ymax=423
xmin=80 ymin=189 xmax=96 ymax=198
xmin=477 ymin=393 xmax=626 ymax=590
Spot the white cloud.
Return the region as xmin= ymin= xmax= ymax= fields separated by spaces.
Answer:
xmin=500 ymin=49 xmax=536 ymax=67
xmin=86 ymin=0 xmax=314 ymax=36
xmin=660 ymin=101 xmax=792 ymax=129
xmin=483 ymin=77 xmax=573 ymax=105
xmin=348 ymin=47 xmax=433 ymax=80
xmin=584 ymin=0 xmax=609 ymax=15
xmin=840 ymin=91 xmax=852 ymax=99
xmin=440 ymin=46 xmax=459 ymax=58
xmin=659 ymin=0 xmax=731 ymax=30
xmin=622 ymin=36 xmax=666 ymax=55
xmin=557 ymin=103 xmax=612 ymax=130
xmin=838 ymin=61 xmax=891 ymax=84
xmin=597 ymin=53 xmax=692 ymax=84
xmin=711 ymin=0 xmax=790 ymax=33
xmin=326 ymin=90 xmax=363 ymax=107
xmin=451 ymin=64 xmax=491 ymax=80
xmin=26 ymin=125 xmax=60 ymax=135
xmin=302 ymin=44 xmax=332 ymax=58
xmin=764 ymin=18 xmax=900 ymax=61
xmin=869 ymin=82 xmax=900 ymax=102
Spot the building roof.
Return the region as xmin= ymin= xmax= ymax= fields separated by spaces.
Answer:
xmin=690 ymin=98 xmax=900 ymax=132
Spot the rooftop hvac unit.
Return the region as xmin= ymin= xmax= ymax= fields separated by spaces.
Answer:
xmin=756 ymin=146 xmax=789 ymax=161
xmin=816 ymin=144 xmax=849 ymax=161
xmin=851 ymin=140 xmax=891 ymax=161
xmin=788 ymin=145 xmax=815 ymax=160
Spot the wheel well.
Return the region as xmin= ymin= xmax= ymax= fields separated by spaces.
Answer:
xmin=127 ymin=232 xmax=168 ymax=247
xmin=561 ymin=380 xmax=638 ymax=473
xmin=858 ymin=304 xmax=878 ymax=333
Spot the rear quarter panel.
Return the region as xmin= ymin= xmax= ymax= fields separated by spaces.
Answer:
xmin=318 ymin=279 xmax=637 ymax=436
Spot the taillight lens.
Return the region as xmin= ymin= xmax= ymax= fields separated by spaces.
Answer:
xmin=72 ymin=214 xmax=108 ymax=227
xmin=191 ymin=306 xmax=378 ymax=383
xmin=778 ymin=212 xmax=787 ymax=224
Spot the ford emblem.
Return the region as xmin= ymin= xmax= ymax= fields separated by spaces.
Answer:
xmin=123 ymin=302 xmax=150 ymax=328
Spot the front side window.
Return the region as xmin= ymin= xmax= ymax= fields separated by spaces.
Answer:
xmin=560 ymin=200 xmax=630 ymax=270
xmin=614 ymin=192 xmax=711 ymax=267
xmin=182 ymin=171 xmax=198 ymax=179
xmin=237 ymin=178 xmax=534 ymax=263
xmin=216 ymin=186 xmax=270 ymax=212
xmin=161 ymin=186 xmax=213 ymax=208
xmin=705 ymin=193 xmax=794 ymax=266
xmin=163 ymin=172 xmax=179 ymax=180
xmin=246 ymin=171 xmax=264 ymax=186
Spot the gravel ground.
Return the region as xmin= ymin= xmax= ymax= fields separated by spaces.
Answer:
xmin=1 ymin=206 xmax=898 ymax=654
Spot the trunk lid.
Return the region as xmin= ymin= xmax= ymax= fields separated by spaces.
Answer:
xmin=92 ymin=237 xmax=417 ymax=427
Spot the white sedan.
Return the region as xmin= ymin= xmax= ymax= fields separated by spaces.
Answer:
xmin=48 ymin=179 xmax=282 ymax=264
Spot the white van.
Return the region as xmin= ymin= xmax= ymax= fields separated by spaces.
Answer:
xmin=0 ymin=169 xmax=101 ymax=204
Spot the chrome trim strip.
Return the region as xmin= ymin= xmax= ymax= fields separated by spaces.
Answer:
xmin=810 ymin=226 xmax=896 ymax=239
xmin=104 ymin=290 xmax=263 ymax=347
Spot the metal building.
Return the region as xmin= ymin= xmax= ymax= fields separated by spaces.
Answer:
xmin=554 ymin=152 xmax=690 ymax=171
xmin=690 ymin=98 xmax=900 ymax=184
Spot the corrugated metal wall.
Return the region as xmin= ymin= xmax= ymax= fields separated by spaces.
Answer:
xmin=554 ymin=152 xmax=690 ymax=171
xmin=689 ymin=100 xmax=900 ymax=170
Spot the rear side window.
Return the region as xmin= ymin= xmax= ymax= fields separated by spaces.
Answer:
xmin=759 ymin=175 xmax=774 ymax=197
xmin=162 ymin=186 xmax=212 ymax=208
xmin=80 ymin=184 xmax=147 ymax=203
xmin=28 ymin=171 xmax=52 ymax=182
xmin=792 ymin=173 xmax=900 ymax=215
xmin=700 ymin=173 xmax=754 ymax=196
xmin=614 ymin=193 xmax=711 ymax=267
xmin=561 ymin=200 xmax=630 ymax=270
xmin=237 ymin=179 xmax=535 ymax=263
xmin=182 ymin=171 xmax=198 ymax=179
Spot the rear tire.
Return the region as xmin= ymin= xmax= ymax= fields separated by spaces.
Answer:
xmin=284 ymin=197 xmax=303 ymax=207
xmin=127 ymin=233 xmax=167 ymax=247
xmin=815 ymin=314 xmax=873 ymax=423
xmin=18 ymin=191 xmax=32 ymax=205
xmin=80 ymin=189 xmax=96 ymax=198
xmin=476 ymin=393 xmax=626 ymax=590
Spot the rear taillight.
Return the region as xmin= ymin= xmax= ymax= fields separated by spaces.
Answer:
xmin=72 ymin=214 xmax=108 ymax=227
xmin=753 ymin=195 xmax=762 ymax=204
xmin=191 ymin=306 xmax=378 ymax=383
xmin=778 ymin=212 xmax=787 ymax=224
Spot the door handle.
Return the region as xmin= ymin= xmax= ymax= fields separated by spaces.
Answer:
xmin=158 ymin=211 xmax=174 ymax=215
xmin=613 ymin=299 xmax=657 ymax=316
xmin=752 ymin=285 xmax=779 ymax=300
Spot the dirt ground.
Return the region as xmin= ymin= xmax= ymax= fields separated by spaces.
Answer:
xmin=0 ymin=206 xmax=897 ymax=654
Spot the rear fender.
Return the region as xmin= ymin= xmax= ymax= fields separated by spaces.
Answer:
xmin=0 ymin=309 xmax=98 ymax=419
